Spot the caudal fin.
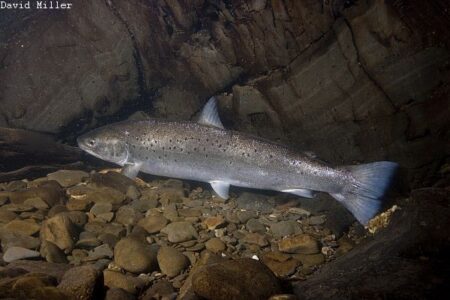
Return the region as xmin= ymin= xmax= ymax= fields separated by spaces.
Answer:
xmin=331 ymin=161 xmax=398 ymax=225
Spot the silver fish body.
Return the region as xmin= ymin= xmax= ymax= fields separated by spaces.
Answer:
xmin=78 ymin=98 xmax=398 ymax=225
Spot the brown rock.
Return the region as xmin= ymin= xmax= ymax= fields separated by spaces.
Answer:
xmin=160 ymin=221 xmax=198 ymax=243
xmin=0 ymin=231 xmax=40 ymax=250
xmin=103 ymin=270 xmax=145 ymax=294
xmin=292 ymin=253 xmax=325 ymax=268
xmin=91 ymin=172 xmax=138 ymax=195
xmin=115 ymin=205 xmax=142 ymax=226
xmin=140 ymin=280 xmax=175 ymax=300
xmin=40 ymin=240 xmax=68 ymax=263
xmin=242 ymin=232 xmax=269 ymax=247
xmin=58 ymin=265 xmax=102 ymax=300
xmin=105 ymin=288 xmax=136 ymax=300
xmin=261 ymin=257 xmax=300 ymax=278
xmin=47 ymin=170 xmax=89 ymax=187
xmin=204 ymin=215 xmax=226 ymax=230
xmin=192 ymin=258 xmax=282 ymax=300
xmin=114 ymin=237 xmax=157 ymax=273
xmin=2 ymin=219 xmax=41 ymax=236
xmin=137 ymin=215 xmax=168 ymax=234
xmin=40 ymin=214 xmax=79 ymax=253
xmin=157 ymin=246 xmax=189 ymax=277
xmin=85 ymin=187 xmax=126 ymax=206
xmin=278 ymin=234 xmax=320 ymax=254
xmin=205 ymin=238 xmax=226 ymax=253
xmin=0 ymin=209 xmax=17 ymax=224
xmin=6 ymin=260 xmax=70 ymax=281
xmin=6 ymin=184 xmax=63 ymax=207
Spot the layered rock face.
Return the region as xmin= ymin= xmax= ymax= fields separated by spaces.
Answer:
xmin=0 ymin=0 xmax=448 ymax=186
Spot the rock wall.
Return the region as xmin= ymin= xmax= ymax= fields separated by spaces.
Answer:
xmin=0 ymin=0 xmax=449 ymax=187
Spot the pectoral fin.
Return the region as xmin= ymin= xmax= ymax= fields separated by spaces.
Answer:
xmin=210 ymin=181 xmax=230 ymax=199
xmin=282 ymin=188 xmax=315 ymax=198
xmin=121 ymin=163 xmax=142 ymax=179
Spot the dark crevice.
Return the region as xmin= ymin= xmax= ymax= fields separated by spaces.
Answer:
xmin=342 ymin=17 xmax=399 ymax=112
xmin=104 ymin=0 xmax=148 ymax=101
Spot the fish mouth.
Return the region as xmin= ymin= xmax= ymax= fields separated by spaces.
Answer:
xmin=77 ymin=137 xmax=101 ymax=160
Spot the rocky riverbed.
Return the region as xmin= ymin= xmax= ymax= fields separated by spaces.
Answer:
xmin=0 ymin=169 xmax=397 ymax=299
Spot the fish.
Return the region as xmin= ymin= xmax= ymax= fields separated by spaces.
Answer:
xmin=77 ymin=97 xmax=398 ymax=225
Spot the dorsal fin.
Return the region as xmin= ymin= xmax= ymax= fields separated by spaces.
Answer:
xmin=198 ymin=97 xmax=224 ymax=129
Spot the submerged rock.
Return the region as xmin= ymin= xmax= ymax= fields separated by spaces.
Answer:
xmin=161 ymin=221 xmax=198 ymax=243
xmin=103 ymin=270 xmax=146 ymax=294
xmin=40 ymin=214 xmax=79 ymax=253
xmin=278 ymin=234 xmax=320 ymax=254
xmin=3 ymin=219 xmax=41 ymax=236
xmin=157 ymin=246 xmax=190 ymax=277
xmin=114 ymin=237 xmax=157 ymax=273
xmin=58 ymin=265 xmax=102 ymax=300
xmin=40 ymin=240 xmax=68 ymax=263
xmin=205 ymin=238 xmax=226 ymax=253
xmin=3 ymin=246 xmax=40 ymax=262
xmin=192 ymin=258 xmax=282 ymax=300
xmin=137 ymin=215 xmax=168 ymax=234
xmin=47 ymin=170 xmax=89 ymax=187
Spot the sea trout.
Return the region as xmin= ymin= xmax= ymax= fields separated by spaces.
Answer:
xmin=77 ymin=98 xmax=398 ymax=224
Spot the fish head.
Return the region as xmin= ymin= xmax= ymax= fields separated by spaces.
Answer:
xmin=77 ymin=126 xmax=129 ymax=165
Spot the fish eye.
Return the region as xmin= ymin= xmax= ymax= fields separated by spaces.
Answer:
xmin=87 ymin=139 xmax=96 ymax=147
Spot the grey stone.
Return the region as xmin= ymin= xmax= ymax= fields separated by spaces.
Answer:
xmin=236 ymin=193 xmax=274 ymax=213
xmin=270 ymin=220 xmax=303 ymax=238
xmin=246 ymin=218 xmax=266 ymax=233
xmin=3 ymin=246 xmax=40 ymax=262
xmin=161 ymin=221 xmax=198 ymax=243
xmin=0 ymin=231 xmax=40 ymax=250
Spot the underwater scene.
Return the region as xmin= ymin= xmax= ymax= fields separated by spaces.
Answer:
xmin=0 ymin=1 xmax=449 ymax=299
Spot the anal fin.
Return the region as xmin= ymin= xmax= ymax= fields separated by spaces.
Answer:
xmin=210 ymin=181 xmax=230 ymax=199
xmin=282 ymin=188 xmax=315 ymax=198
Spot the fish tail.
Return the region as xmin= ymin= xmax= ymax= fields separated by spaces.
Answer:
xmin=330 ymin=161 xmax=398 ymax=225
